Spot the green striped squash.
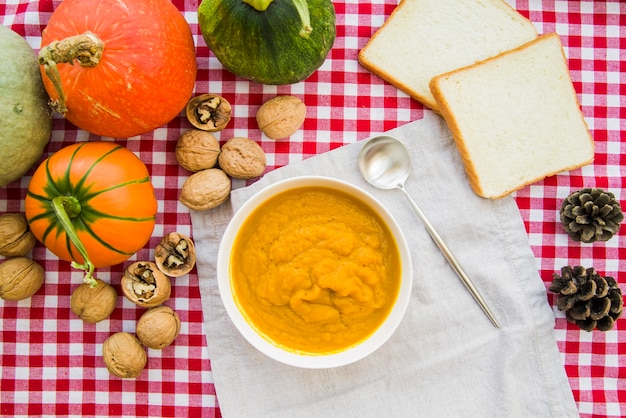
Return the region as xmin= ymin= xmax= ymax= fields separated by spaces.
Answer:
xmin=198 ymin=0 xmax=336 ymax=85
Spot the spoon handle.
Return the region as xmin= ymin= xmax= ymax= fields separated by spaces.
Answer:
xmin=399 ymin=186 xmax=501 ymax=328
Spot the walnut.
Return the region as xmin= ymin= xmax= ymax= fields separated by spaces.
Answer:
xmin=175 ymin=130 xmax=221 ymax=172
xmin=70 ymin=278 xmax=117 ymax=323
xmin=256 ymin=95 xmax=306 ymax=139
xmin=0 ymin=213 xmax=37 ymax=257
xmin=102 ymin=332 xmax=147 ymax=378
xmin=218 ymin=137 xmax=266 ymax=179
xmin=179 ymin=168 xmax=231 ymax=211
xmin=121 ymin=261 xmax=171 ymax=308
xmin=186 ymin=94 xmax=231 ymax=132
xmin=0 ymin=257 xmax=44 ymax=301
xmin=155 ymin=232 xmax=196 ymax=277
xmin=136 ymin=305 xmax=181 ymax=349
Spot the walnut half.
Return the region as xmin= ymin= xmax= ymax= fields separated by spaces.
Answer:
xmin=186 ymin=94 xmax=232 ymax=132
xmin=121 ymin=261 xmax=171 ymax=308
xmin=155 ymin=232 xmax=196 ymax=277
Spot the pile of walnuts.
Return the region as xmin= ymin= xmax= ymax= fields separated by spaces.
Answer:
xmin=101 ymin=304 xmax=182 ymax=378
xmin=177 ymin=94 xmax=306 ymax=211
xmin=102 ymin=304 xmax=181 ymax=379
xmin=177 ymin=132 xmax=266 ymax=210
xmin=1 ymin=210 xmax=192 ymax=379
xmin=70 ymin=232 xmax=193 ymax=378
xmin=99 ymin=232 xmax=193 ymax=378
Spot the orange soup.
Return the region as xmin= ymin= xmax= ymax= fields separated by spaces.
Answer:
xmin=230 ymin=186 xmax=401 ymax=355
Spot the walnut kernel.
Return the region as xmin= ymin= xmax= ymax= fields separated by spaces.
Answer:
xmin=0 ymin=213 xmax=37 ymax=257
xmin=70 ymin=278 xmax=117 ymax=323
xmin=256 ymin=95 xmax=306 ymax=139
xmin=121 ymin=261 xmax=171 ymax=308
xmin=0 ymin=257 xmax=44 ymax=301
xmin=179 ymin=168 xmax=231 ymax=211
xmin=186 ymin=94 xmax=232 ymax=131
xmin=136 ymin=305 xmax=181 ymax=349
xmin=155 ymin=232 xmax=196 ymax=277
xmin=102 ymin=332 xmax=147 ymax=378
xmin=218 ymin=137 xmax=266 ymax=179
xmin=175 ymin=130 xmax=221 ymax=172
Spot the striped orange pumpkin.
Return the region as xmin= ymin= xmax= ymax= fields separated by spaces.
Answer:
xmin=25 ymin=142 xmax=157 ymax=283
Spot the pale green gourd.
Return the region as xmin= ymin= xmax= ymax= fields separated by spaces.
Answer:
xmin=0 ymin=25 xmax=51 ymax=187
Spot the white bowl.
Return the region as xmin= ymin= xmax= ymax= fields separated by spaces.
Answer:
xmin=217 ymin=176 xmax=412 ymax=368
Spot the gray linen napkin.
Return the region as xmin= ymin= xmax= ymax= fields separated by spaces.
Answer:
xmin=190 ymin=113 xmax=578 ymax=417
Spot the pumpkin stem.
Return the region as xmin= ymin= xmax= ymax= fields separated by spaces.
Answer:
xmin=51 ymin=196 xmax=97 ymax=287
xmin=38 ymin=32 xmax=104 ymax=116
xmin=242 ymin=0 xmax=312 ymax=38
xmin=291 ymin=0 xmax=313 ymax=38
xmin=243 ymin=0 xmax=273 ymax=11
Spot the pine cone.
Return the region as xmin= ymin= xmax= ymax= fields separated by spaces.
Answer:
xmin=549 ymin=265 xmax=623 ymax=331
xmin=560 ymin=188 xmax=623 ymax=243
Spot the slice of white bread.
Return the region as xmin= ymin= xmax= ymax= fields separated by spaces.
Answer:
xmin=358 ymin=0 xmax=538 ymax=112
xmin=429 ymin=33 xmax=595 ymax=199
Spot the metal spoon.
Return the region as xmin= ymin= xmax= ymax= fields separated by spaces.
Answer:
xmin=358 ymin=135 xmax=500 ymax=328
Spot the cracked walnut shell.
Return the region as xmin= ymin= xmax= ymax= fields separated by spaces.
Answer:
xmin=218 ymin=137 xmax=266 ymax=179
xmin=0 ymin=213 xmax=37 ymax=257
xmin=155 ymin=232 xmax=196 ymax=277
xmin=179 ymin=168 xmax=231 ymax=210
xmin=186 ymin=94 xmax=231 ymax=132
xmin=136 ymin=305 xmax=181 ymax=349
xmin=70 ymin=278 xmax=117 ymax=323
xmin=175 ymin=130 xmax=221 ymax=172
xmin=102 ymin=332 xmax=147 ymax=378
xmin=121 ymin=261 xmax=171 ymax=308
xmin=256 ymin=95 xmax=306 ymax=139
xmin=0 ymin=257 xmax=44 ymax=301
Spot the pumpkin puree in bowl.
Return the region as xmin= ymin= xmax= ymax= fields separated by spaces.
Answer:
xmin=230 ymin=186 xmax=401 ymax=355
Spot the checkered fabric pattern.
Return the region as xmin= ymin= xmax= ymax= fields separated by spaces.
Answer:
xmin=0 ymin=1 xmax=624 ymax=417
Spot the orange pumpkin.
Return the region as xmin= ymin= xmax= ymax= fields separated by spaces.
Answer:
xmin=24 ymin=142 xmax=158 ymax=285
xmin=38 ymin=0 xmax=197 ymax=138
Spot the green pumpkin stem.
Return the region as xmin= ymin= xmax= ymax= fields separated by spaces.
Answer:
xmin=242 ymin=0 xmax=312 ymax=38
xmin=243 ymin=0 xmax=273 ymax=11
xmin=51 ymin=195 xmax=97 ymax=287
xmin=291 ymin=0 xmax=313 ymax=38
xmin=38 ymin=31 xmax=104 ymax=116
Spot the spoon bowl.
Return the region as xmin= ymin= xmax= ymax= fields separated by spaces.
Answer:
xmin=358 ymin=135 xmax=500 ymax=328
xmin=358 ymin=135 xmax=412 ymax=190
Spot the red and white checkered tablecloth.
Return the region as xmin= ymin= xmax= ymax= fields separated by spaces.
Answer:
xmin=0 ymin=1 xmax=624 ymax=417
